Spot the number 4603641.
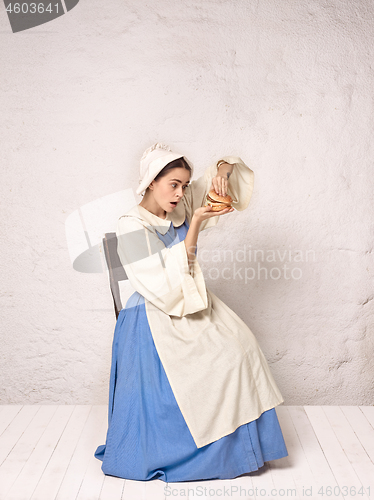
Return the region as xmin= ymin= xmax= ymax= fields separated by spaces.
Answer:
xmin=6 ymin=3 xmax=60 ymax=14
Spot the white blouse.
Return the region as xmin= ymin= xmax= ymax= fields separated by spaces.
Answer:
xmin=116 ymin=156 xmax=284 ymax=449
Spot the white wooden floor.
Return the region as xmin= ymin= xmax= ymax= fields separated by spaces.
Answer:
xmin=0 ymin=406 xmax=373 ymax=500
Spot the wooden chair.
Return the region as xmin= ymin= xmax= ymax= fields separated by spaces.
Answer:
xmin=102 ymin=232 xmax=128 ymax=319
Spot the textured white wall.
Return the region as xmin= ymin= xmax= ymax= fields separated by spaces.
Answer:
xmin=1 ymin=0 xmax=373 ymax=405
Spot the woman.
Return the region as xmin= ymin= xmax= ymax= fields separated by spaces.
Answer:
xmin=94 ymin=143 xmax=288 ymax=482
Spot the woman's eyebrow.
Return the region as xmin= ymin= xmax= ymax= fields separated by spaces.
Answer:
xmin=170 ymin=179 xmax=190 ymax=184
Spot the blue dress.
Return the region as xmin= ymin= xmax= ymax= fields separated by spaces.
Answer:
xmin=94 ymin=217 xmax=288 ymax=482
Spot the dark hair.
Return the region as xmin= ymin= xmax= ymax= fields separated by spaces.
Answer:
xmin=142 ymin=157 xmax=192 ymax=196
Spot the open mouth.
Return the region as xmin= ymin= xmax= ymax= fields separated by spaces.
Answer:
xmin=170 ymin=202 xmax=178 ymax=207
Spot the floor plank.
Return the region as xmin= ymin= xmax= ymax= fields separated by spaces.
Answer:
xmin=360 ymin=406 xmax=374 ymax=429
xmin=305 ymin=406 xmax=367 ymax=499
xmin=0 ymin=406 xmax=23 ymax=437
xmin=0 ymin=406 xmax=57 ymax=499
xmin=288 ymin=406 xmax=344 ymax=498
xmin=1 ymin=405 xmax=373 ymax=500
xmin=122 ymin=479 xmax=147 ymax=500
xmin=324 ymin=406 xmax=374 ymax=496
xmin=75 ymin=405 xmax=108 ymax=500
xmin=31 ymin=405 xmax=92 ymax=500
xmin=99 ymin=474 xmax=125 ymax=500
xmin=55 ymin=405 xmax=104 ymax=500
xmin=341 ymin=406 xmax=374 ymax=463
xmin=6 ymin=405 xmax=74 ymax=500
xmin=275 ymin=405 xmax=319 ymax=498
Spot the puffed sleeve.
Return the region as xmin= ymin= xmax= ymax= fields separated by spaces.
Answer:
xmin=182 ymin=156 xmax=255 ymax=231
xmin=116 ymin=216 xmax=208 ymax=317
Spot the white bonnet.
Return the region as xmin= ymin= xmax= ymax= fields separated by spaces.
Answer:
xmin=136 ymin=143 xmax=194 ymax=196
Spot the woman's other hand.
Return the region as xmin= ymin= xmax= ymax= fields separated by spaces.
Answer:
xmin=210 ymin=174 xmax=229 ymax=197
xmin=193 ymin=205 xmax=234 ymax=224
xmin=210 ymin=161 xmax=234 ymax=196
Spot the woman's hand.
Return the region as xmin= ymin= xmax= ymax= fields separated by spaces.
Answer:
xmin=187 ymin=201 xmax=234 ymax=268
xmin=210 ymin=174 xmax=230 ymax=197
xmin=211 ymin=161 xmax=234 ymax=196
xmin=193 ymin=205 xmax=234 ymax=224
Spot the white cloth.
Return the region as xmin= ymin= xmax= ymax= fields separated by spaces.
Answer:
xmin=136 ymin=142 xmax=194 ymax=196
xmin=116 ymin=156 xmax=284 ymax=448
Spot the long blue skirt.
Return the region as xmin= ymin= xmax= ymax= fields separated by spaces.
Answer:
xmin=94 ymin=291 xmax=288 ymax=482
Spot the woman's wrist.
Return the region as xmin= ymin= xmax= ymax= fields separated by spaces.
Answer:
xmin=184 ymin=216 xmax=200 ymax=268
xmin=217 ymin=161 xmax=234 ymax=179
xmin=217 ymin=160 xmax=228 ymax=169
xmin=191 ymin=213 xmax=203 ymax=226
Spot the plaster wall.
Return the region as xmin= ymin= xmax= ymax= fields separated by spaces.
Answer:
xmin=1 ymin=0 xmax=373 ymax=404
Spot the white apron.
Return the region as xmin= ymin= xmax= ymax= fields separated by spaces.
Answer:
xmin=116 ymin=156 xmax=284 ymax=448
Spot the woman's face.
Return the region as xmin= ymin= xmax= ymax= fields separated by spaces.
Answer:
xmin=149 ymin=167 xmax=191 ymax=213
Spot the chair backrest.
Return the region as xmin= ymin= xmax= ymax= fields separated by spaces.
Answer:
xmin=102 ymin=232 xmax=128 ymax=319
